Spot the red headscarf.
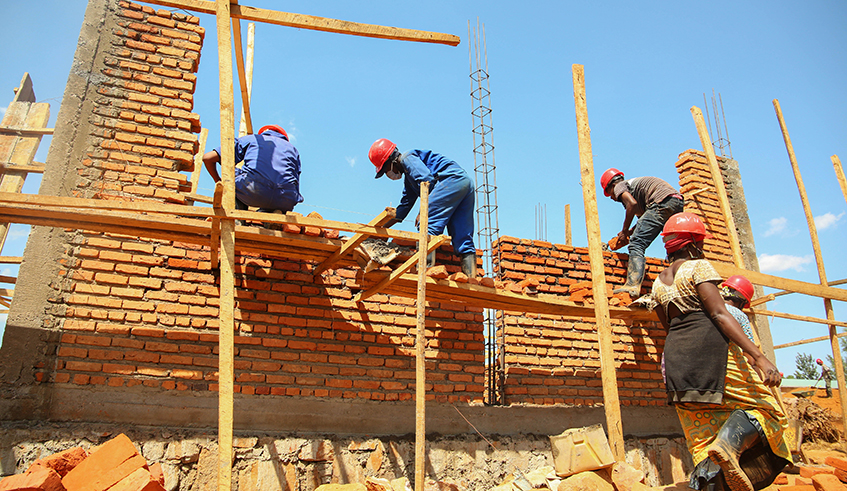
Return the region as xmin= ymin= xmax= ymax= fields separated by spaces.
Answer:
xmin=663 ymin=232 xmax=704 ymax=254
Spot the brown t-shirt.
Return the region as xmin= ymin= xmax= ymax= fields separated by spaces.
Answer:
xmin=611 ymin=176 xmax=677 ymax=212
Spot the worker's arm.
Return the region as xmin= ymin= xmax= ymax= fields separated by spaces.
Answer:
xmin=202 ymin=150 xmax=222 ymax=183
xmin=697 ymin=280 xmax=782 ymax=387
xmin=618 ymin=190 xmax=639 ymax=238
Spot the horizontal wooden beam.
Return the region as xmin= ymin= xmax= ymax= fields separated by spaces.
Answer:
xmin=140 ymin=0 xmax=460 ymax=46
xmin=712 ymin=262 xmax=847 ymax=303
xmin=753 ymin=309 xmax=847 ymax=329
xmin=0 ymin=127 xmax=53 ymax=137
xmin=0 ymin=256 xmax=22 ymax=264
xmin=0 ymin=275 xmax=16 ymax=284
xmin=750 ymin=277 xmax=847 ymax=307
xmin=0 ymin=161 xmax=45 ymax=173
xmin=774 ymin=332 xmax=847 ymax=350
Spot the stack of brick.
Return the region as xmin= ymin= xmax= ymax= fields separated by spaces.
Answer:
xmin=673 ymin=150 xmax=734 ymax=264
xmin=0 ymin=434 xmax=165 ymax=491
xmin=491 ymin=237 xmax=667 ymax=406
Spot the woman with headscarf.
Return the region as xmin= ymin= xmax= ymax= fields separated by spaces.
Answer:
xmin=650 ymin=212 xmax=790 ymax=491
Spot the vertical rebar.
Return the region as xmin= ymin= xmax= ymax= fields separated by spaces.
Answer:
xmin=469 ymin=18 xmax=502 ymax=405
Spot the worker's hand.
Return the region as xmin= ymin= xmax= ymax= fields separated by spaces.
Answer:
xmin=617 ymin=230 xmax=630 ymax=241
xmin=750 ymin=354 xmax=782 ymax=387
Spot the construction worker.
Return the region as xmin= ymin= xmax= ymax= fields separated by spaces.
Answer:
xmin=720 ymin=275 xmax=756 ymax=342
xmin=368 ymin=138 xmax=477 ymax=277
xmin=202 ymin=125 xmax=303 ymax=216
xmin=816 ymin=358 xmax=834 ymax=398
xmin=650 ymin=212 xmax=789 ymax=491
xmin=601 ymin=168 xmax=684 ymax=296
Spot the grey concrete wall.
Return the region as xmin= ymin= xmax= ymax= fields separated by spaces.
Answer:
xmin=0 ymin=0 xmax=111 ymax=419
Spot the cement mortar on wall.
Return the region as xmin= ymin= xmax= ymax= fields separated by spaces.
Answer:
xmin=0 ymin=421 xmax=692 ymax=490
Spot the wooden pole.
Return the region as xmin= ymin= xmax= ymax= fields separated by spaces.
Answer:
xmin=571 ymin=64 xmax=624 ymax=460
xmin=190 ymin=128 xmax=209 ymax=196
xmin=775 ymin=332 xmax=847 ymax=351
xmin=215 ymin=0 xmax=237 ymax=489
xmin=773 ymin=99 xmax=847 ymax=439
xmin=237 ymin=23 xmax=255 ymax=138
xmin=690 ymin=106 xmax=744 ymax=266
xmin=414 ymin=181 xmax=430 ymax=491
xmin=833 ymin=155 xmax=847 ymax=206
xmin=232 ymin=18 xmax=253 ymax=136
xmin=564 ymin=204 xmax=572 ymax=246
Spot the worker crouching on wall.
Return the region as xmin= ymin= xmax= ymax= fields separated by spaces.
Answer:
xmin=650 ymin=212 xmax=790 ymax=491
xmin=368 ymin=138 xmax=477 ymax=278
xmin=203 ymin=125 xmax=303 ymax=216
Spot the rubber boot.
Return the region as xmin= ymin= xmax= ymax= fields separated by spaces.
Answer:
xmin=707 ymin=410 xmax=762 ymax=491
xmin=613 ymin=255 xmax=646 ymax=296
xmin=738 ymin=443 xmax=789 ymax=490
xmin=690 ymin=457 xmax=730 ymax=491
xmin=460 ymin=252 xmax=477 ymax=278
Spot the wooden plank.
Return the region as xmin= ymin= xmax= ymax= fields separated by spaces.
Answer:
xmin=0 ymin=288 xmax=14 ymax=297
xmin=0 ymin=275 xmax=16 ymax=284
xmin=834 ymin=155 xmax=847 ymax=206
xmin=353 ymin=234 xmax=447 ymax=303
xmin=564 ymin=204 xmax=571 ymax=246
xmin=775 ymin=332 xmax=847 ymax=350
xmin=0 ymin=127 xmax=53 ymax=137
xmin=189 ymin=128 xmax=209 ymax=197
xmin=0 ymin=256 xmax=22 ymax=264
xmin=749 ymin=278 xmax=847 ymax=307
xmin=216 ymin=0 xmax=236 ymax=488
xmin=414 ymin=181 xmax=429 ymax=491
xmin=0 ymin=161 xmax=45 ymax=173
xmin=237 ymin=23 xmax=255 ymax=137
xmin=140 ymin=0 xmax=460 ymax=46
xmin=313 ymin=207 xmax=395 ymax=278
xmin=572 ymin=64 xmax=623 ymax=461
xmin=0 ymin=100 xmax=50 ymax=252
xmin=773 ymin=98 xmax=847 ymax=441
xmin=712 ymin=262 xmax=847 ymax=303
xmin=232 ymin=13 xmax=253 ymax=136
xmin=756 ymin=309 xmax=847 ymax=329
xmin=13 ymin=73 xmax=35 ymax=103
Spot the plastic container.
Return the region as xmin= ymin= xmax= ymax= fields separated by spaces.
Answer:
xmin=549 ymin=424 xmax=615 ymax=477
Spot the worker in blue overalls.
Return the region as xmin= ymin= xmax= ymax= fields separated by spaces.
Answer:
xmin=368 ymin=138 xmax=477 ymax=278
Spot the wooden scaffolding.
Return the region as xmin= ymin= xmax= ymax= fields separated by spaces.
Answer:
xmin=1 ymin=1 xmax=846 ymax=490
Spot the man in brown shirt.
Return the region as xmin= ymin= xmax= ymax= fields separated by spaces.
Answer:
xmin=600 ymin=168 xmax=684 ymax=296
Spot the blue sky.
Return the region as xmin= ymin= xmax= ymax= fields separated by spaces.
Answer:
xmin=1 ymin=0 xmax=845 ymax=376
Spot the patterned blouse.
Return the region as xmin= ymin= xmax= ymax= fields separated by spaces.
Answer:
xmin=651 ymin=259 xmax=722 ymax=316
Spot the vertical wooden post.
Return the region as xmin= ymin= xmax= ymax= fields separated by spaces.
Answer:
xmin=833 ymin=155 xmax=847 ymax=206
xmin=415 ymin=181 xmax=430 ymax=491
xmin=571 ymin=64 xmax=624 ymax=461
xmin=690 ymin=107 xmax=744 ymax=267
xmin=189 ymin=128 xmax=209 ymax=196
xmin=237 ymin=23 xmax=255 ymax=138
xmin=774 ymin=99 xmax=847 ymax=438
xmin=564 ymin=204 xmax=572 ymax=246
xmin=215 ymin=0 xmax=237 ymax=489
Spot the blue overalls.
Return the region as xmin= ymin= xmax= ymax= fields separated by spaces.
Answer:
xmin=395 ymin=150 xmax=476 ymax=255
xmin=215 ymin=130 xmax=304 ymax=213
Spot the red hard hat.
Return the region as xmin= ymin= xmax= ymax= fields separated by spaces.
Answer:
xmin=258 ymin=125 xmax=288 ymax=140
xmin=600 ymin=168 xmax=624 ymax=197
xmin=661 ymin=212 xmax=712 ymax=239
xmin=369 ymin=138 xmax=397 ymax=177
xmin=721 ymin=275 xmax=754 ymax=308
xmin=817 ymin=359 xmax=824 ymax=365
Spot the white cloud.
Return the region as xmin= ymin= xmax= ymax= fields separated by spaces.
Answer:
xmin=346 ymin=156 xmax=356 ymax=168
xmin=758 ymin=253 xmax=813 ymax=273
xmin=815 ymin=211 xmax=844 ymax=231
xmin=763 ymin=217 xmax=787 ymax=237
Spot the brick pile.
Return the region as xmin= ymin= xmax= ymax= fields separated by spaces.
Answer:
xmin=0 ymin=434 xmax=164 ymax=491
xmin=492 ymin=237 xmax=667 ymax=406
xmin=674 ymin=149 xmax=735 ymax=264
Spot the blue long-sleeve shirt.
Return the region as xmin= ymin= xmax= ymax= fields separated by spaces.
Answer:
xmin=395 ymin=150 xmax=468 ymax=221
xmin=215 ymin=130 xmax=303 ymax=202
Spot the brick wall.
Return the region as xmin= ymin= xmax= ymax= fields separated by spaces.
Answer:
xmin=492 ymin=238 xmax=667 ymax=406
xmin=18 ymin=0 xmax=486 ymax=406
xmin=674 ymin=149 xmax=734 ymax=264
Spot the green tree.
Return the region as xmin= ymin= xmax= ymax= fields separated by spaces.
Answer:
xmin=793 ymin=353 xmax=819 ymax=380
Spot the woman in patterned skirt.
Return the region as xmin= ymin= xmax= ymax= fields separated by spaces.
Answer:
xmin=650 ymin=212 xmax=790 ymax=491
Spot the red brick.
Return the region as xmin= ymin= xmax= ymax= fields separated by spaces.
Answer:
xmin=812 ymin=474 xmax=845 ymax=491
xmin=0 ymin=465 xmax=64 ymax=491
xmin=801 ymin=466 xmax=835 ymax=478
xmin=62 ymin=434 xmax=141 ymax=491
